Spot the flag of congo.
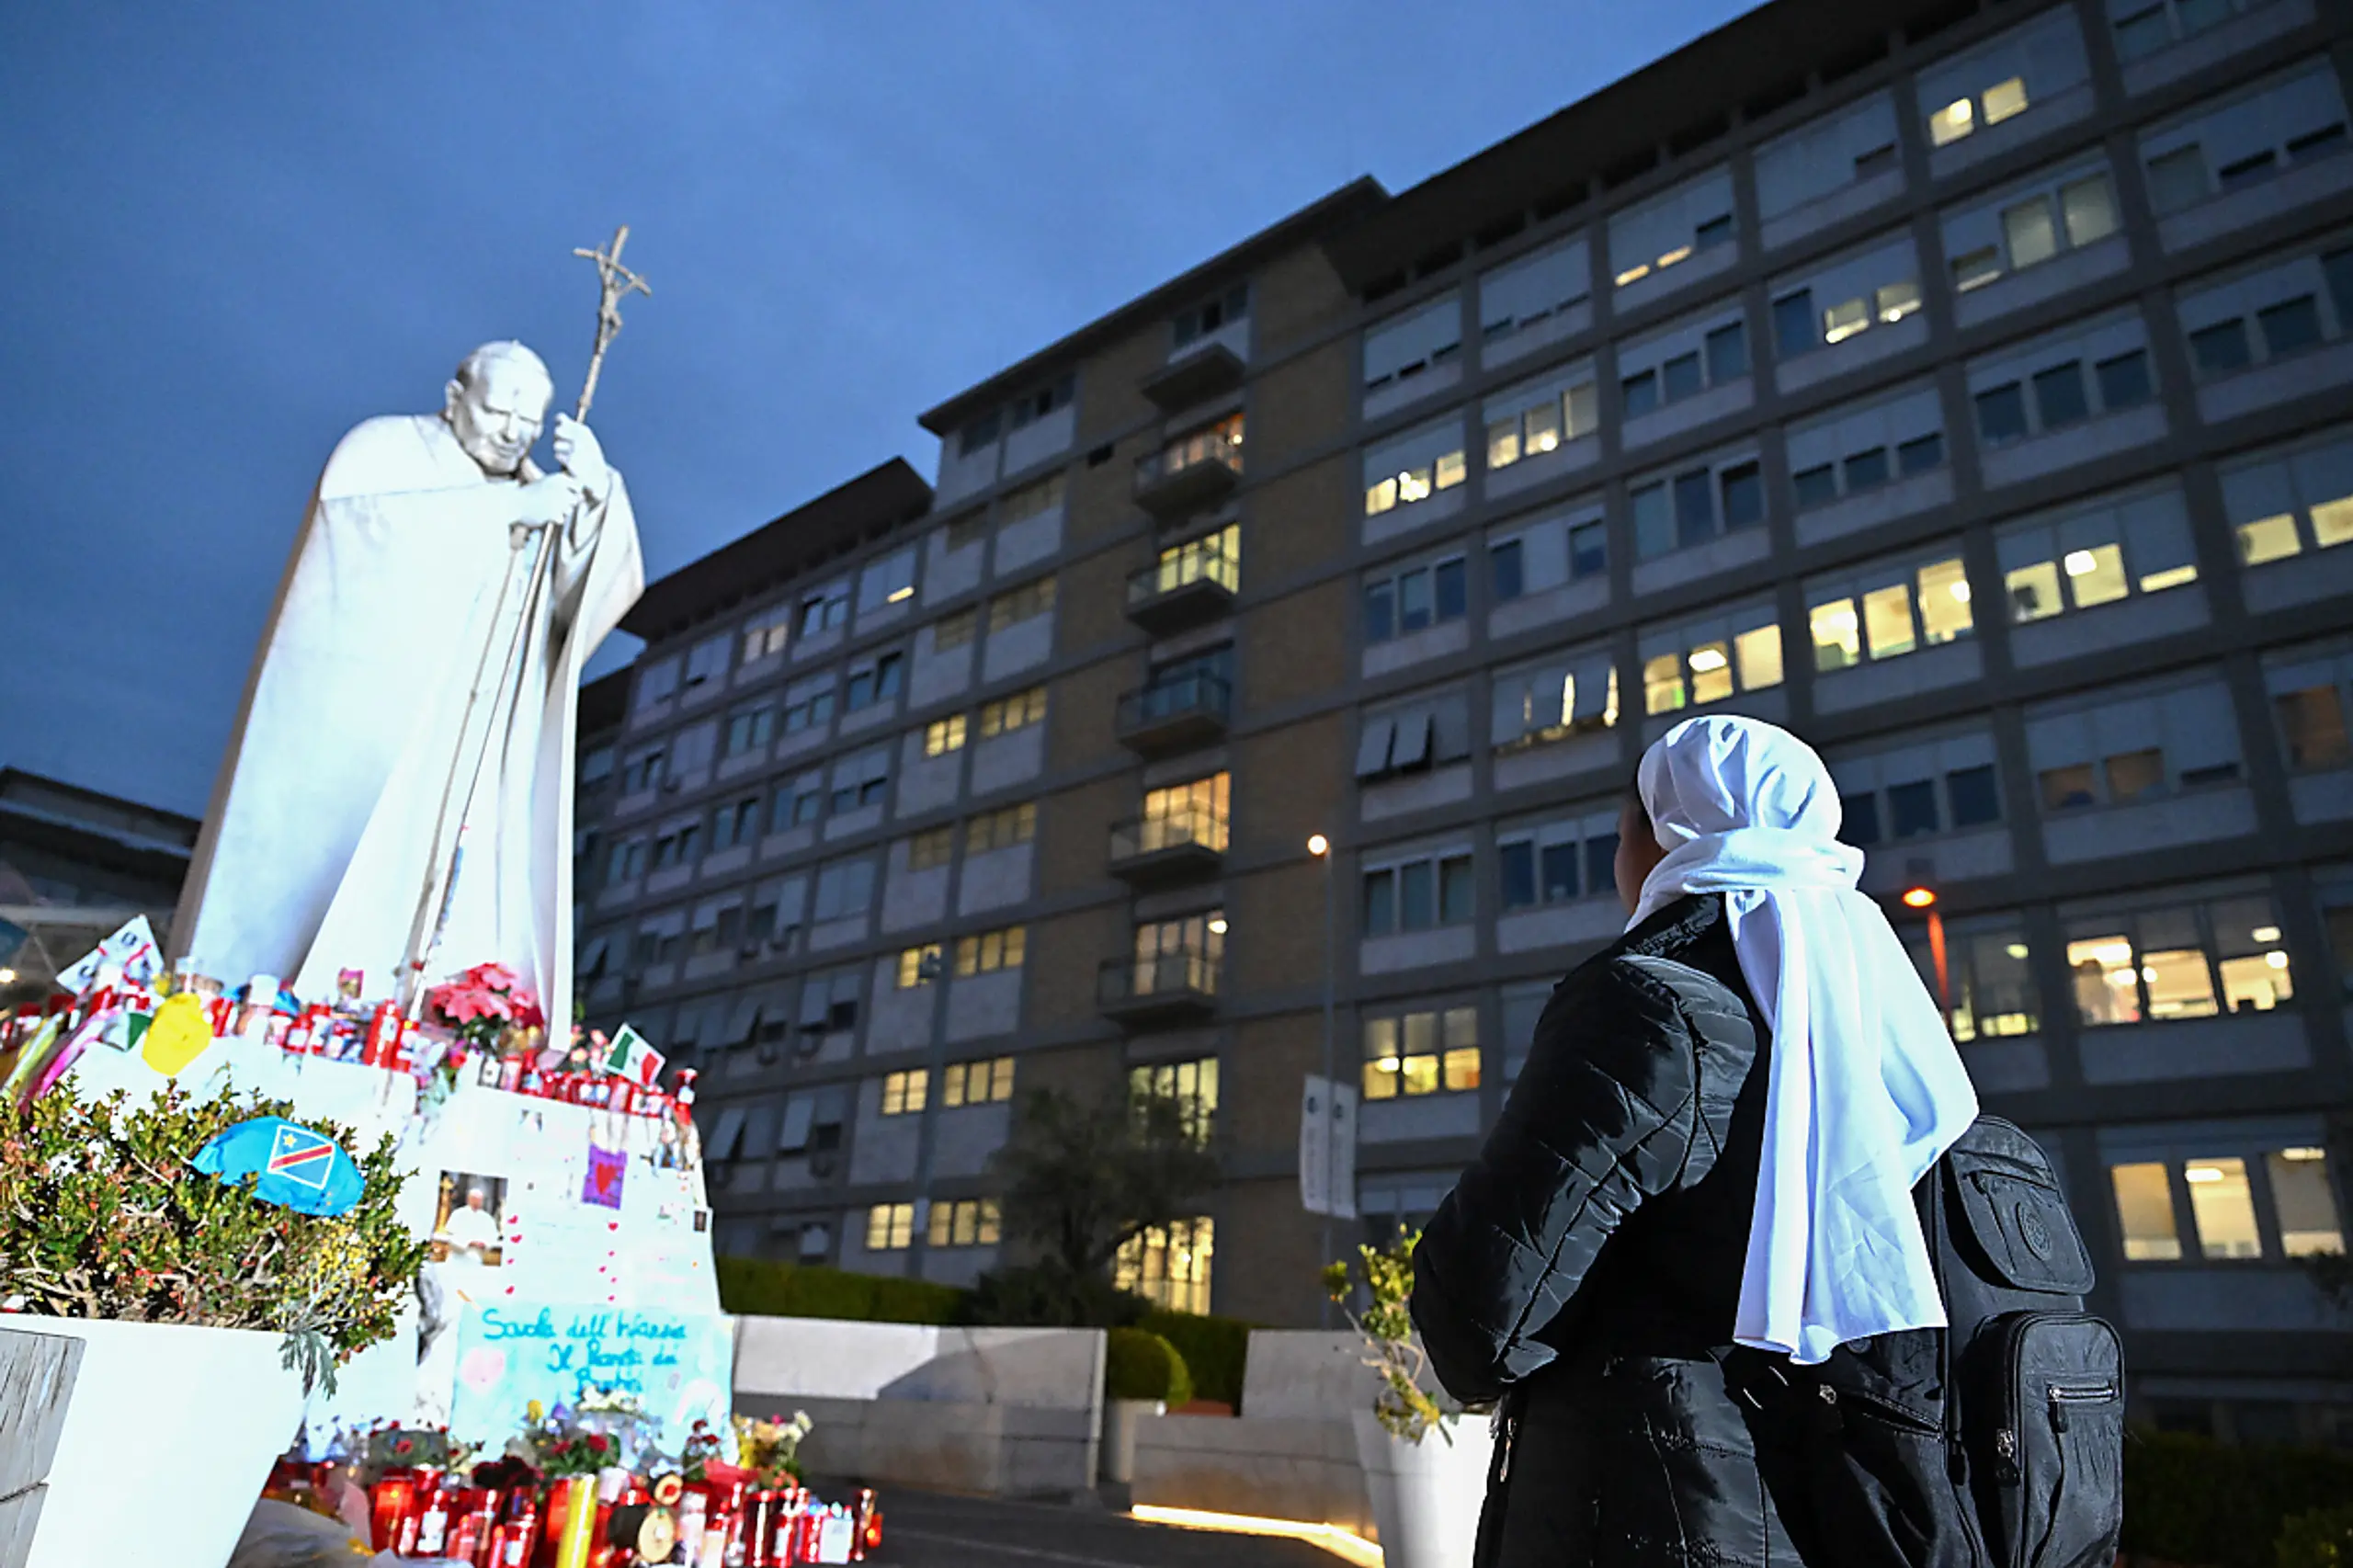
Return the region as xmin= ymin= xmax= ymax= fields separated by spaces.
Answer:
xmin=192 ymin=1116 xmax=366 ymax=1216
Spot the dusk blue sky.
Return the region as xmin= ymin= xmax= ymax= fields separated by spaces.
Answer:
xmin=2 ymin=2 xmax=1749 ymax=818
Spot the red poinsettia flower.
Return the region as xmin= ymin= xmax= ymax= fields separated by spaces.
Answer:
xmin=585 ymin=1434 xmax=610 ymax=1455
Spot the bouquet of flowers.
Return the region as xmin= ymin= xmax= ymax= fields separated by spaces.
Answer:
xmin=733 ymin=1412 xmax=813 ymax=1487
xmin=517 ymin=1400 xmax=621 ymax=1479
xmin=423 ymin=963 xmax=545 ymax=1052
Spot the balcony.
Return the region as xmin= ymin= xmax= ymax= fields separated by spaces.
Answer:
xmin=1097 ymin=949 xmax=1220 ymax=1026
xmin=1125 ymin=548 xmax=1237 ymax=635
xmin=1115 ymin=672 xmax=1231 ymax=756
xmin=1108 ymin=808 xmax=1228 ymax=886
xmin=1133 ymin=427 xmax=1242 ymax=517
xmin=1140 ymin=342 xmax=1245 ymax=413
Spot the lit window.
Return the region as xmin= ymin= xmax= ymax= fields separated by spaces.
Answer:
xmin=1982 ymin=76 xmax=2029 ymax=126
xmin=1929 ymin=97 xmax=1975 ymax=147
xmin=1114 ymin=1218 xmax=1212 ymax=1315
xmin=881 ymin=1070 xmax=929 ymax=1116
xmin=925 ymin=715 xmax=968 ymax=756
xmin=2184 ymin=1156 xmax=2263 ymax=1258
xmin=896 ymin=945 xmax=941 ymax=989
xmin=2109 ymin=1163 xmax=2181 ymax=1261
xmin=953 ymin=925 xmax=1028 ymax=977
xmin=867 ymin=1202 xmax=915 ymax=1251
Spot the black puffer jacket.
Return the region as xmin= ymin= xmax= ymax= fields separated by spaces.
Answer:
xmin=1413 ymin=892 xmax=1829 ymax=1568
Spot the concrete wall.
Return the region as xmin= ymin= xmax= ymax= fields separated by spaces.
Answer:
xmin=1132 ymin=1413 xmax=1373 ymax=1539
xmin=732 ymin=1317 xmax=1104 ymax=1500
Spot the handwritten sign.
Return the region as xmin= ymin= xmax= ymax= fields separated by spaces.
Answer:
xmin=447 ymin=1301 xmax=733 ymax=1451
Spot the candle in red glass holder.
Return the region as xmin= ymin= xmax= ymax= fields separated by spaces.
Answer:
xmin=487 ymin=1485 xmax=540 ymax=1567
xmin=369 ymin=1475 xmax=415 ymax=1553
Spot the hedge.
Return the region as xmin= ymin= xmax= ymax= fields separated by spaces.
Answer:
xmin=1105 ymin=1328 xmax=1194 ymax=1407
xmin=716 ymin=1257 xmax=1258 ymax=1406
xmin=1139 ymin=1308 xmax=1253 ymax=1409
xmin=716 ymin=1256 xmax=966 ymax=1324
xmin=2121 ymin=1432 xmax=2353 ymax=1568
xmin=2279 ymin=1506 xmax=2353 ymax=1568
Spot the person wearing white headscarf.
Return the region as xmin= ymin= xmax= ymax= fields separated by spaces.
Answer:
xmin=1628 ymin=715 xmax=1980 ymax=1364
xmin=1411 ymin=714 xmax=1981 ymax=1568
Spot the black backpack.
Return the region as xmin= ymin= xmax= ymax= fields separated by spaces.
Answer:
xmin=1721 ymin=1117 xmax=2125 ymax=1568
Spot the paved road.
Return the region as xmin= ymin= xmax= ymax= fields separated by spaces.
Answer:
xmin=863 ymin=1489 xmax=1344 ymax=1568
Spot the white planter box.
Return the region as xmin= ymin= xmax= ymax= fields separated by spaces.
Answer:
xmin=1350 ymin=1409 xmax=1492 ymax=1568
xmin=24 ymin=1319 xmax=308 ymax=1568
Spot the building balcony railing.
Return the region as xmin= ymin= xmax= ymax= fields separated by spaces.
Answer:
xmin=1139 ymin=341 xmax=1245 ymax=413
xmin=1114 ymin=672 xmax=1231 ymax=756
xmin=1124 ymin=548 xmax=1238 ymax=635
xmin=1097 ymin=949 xmax=1220 ymax=1026
xmin=1107 ymin=807 xmax=1228 ymax=886
xmin=1133 ymin=429 xmax=1242 ymax=517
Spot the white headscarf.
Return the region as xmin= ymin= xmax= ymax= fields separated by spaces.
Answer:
xmin=1629 ymin=715 xmax=1979 ymax=1366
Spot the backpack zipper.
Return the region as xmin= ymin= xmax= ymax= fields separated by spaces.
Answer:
xmin=2045 ymin=1381 xmax=2119 ymax=1435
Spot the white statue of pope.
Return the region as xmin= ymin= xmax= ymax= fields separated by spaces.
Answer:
xmin=172 ymin=341 xmax=644 ymax=1033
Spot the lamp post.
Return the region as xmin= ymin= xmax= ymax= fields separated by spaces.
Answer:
xmin=1904 ymin=884 xmax=1950 ymax=1020
xmin=1308 ymin=832 xmax=1334 ymax=1328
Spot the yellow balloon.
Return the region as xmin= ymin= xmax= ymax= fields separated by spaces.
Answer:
xmin=141 ymin=993 xmax=215 ymax=1075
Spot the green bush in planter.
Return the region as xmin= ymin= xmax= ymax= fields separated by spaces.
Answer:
xmin=1137 ymin=1308 xmax=1251 ymax=1409
xmin=0 ymin=1085 xmax=426 ymax=1392
xmin=2279 ymin=1506 xmax=2353 ymax=1568
xmin=1105 ymin=1327 xmax=1192 ymax=1409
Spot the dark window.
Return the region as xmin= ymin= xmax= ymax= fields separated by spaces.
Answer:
xmin=2033 ymin=362 xmax=2089 ymax=429
xmin=2215 ymin=148 xmax=2278 ymax=191
xmin=2325 ymin=248 xmax=2353 ymax=328
xmin=1397 ymin=568 xmax=1432 ymax=631
xmin=1490 ymin=539 xmax=1525 ymax=602
xmin=2277 ymin=686 xmax=2353 ymax=770
xmin=1706 ymin=323 xmax=1749 ymax=383
xmin=2189 ymin=320 xmax=2253 ymax=375
xmin=1792 ymin=464 xmax=1839 ymax=510
xmin=1897 ymin=431 xmax=1946 ymax=475
xmin=2179 ymin=760 xmax=2241 ymax=786
xmin=1622 ymin=369 xmax=1661 ymax=418
xmin=2258 ymin=295 xmax=2324 ymax=358
xmin=1363 ymin=581 xmax=1395 ymax=642
xmin=2112 ymin=2 xmax=2169 ymax=58
xmin=2096 ymin=350 xmax=2153 ymax=409
xmin=1948 ymin=764 xmax=2002 ymax=827
xmin=875 ymin=653 xmax=904 ymax=699
xmin=1434 ymin=558 xmax=1468 ymax=621
xmin=1662 ymin=351 xmax=1704 ymax=403
xmin=1975 ymin=382 xmax=2029 ymax=444
xmin=1585 ymin=833 xmax=1619 ymax=897
xmin=1439 ymin=857 xmax=1475 ymax=925
xmin=1841 ymin=793 xmax=1882 ymax=846
xmin=1398 ymin=861 xmax=1436 ymax=930
xmin=2289 ymin=123 xmax=2349 ymax=163
xmin=1362 ymin=871 xmax=1395 ymax=936
xmin=1695 ymin=213 xmax=1734 ymax=250
xmin=1675 ymin=468 xmax=1717 ymax=546
xmin=1569 ymin=521 xmax=1608 ymax=579
xmin=1844 ymin=447 xmax=1891 ymax=493
xmin=1854 ymin=143 xmax=1899 ymax=178
xmin=958 ymin=412 xmax=1000 ymax=456
xmin=1774 ymin=290 xmax=1819 ymax=358
xmin=1500 ymin=842 xmax=1537 ymax=908
xmin=1889 ymin=780 xmax=1942 ymax=839
xmin=1721 ymin=461 xmax=1765 ymax=530
xmin=1540 ymin=842 xmax=1580 ymax=903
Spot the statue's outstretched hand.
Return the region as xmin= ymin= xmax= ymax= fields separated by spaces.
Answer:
xmin=516 ymin=472 xmax=585 ymax=529
xmin=551 ymin=414 xmax=610 ymax=503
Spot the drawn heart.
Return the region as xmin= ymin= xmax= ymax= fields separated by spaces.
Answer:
xmin=459 ymin=1346 xmax=506 ymax=1393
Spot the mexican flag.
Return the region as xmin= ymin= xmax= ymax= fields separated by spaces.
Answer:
xmin=601 ymin=1022 xmax=665 ymax=1088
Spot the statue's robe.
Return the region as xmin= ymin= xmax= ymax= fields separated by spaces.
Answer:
xmin=172 ymin=414 xmax=643 ymax=1032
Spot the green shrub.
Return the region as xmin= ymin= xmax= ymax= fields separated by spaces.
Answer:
xmin=2122 ymin=1432 xmax=2353 ymax=1568
xmin=1138 ymin=1308 xmax=1252 ymax=1409
xmin=716 ymin=1256 xmax=967 ymax=1324
xmin=2280 ymin=1506 xmax=2353 ymax=1568
xmin=0 ymin=1084 xmax=426 ymax=1393
xmin=962 ymin=1260 xmax=1150 ymax=1327
xmin=1105 ymin=1327 xmax=1192 ymax=1407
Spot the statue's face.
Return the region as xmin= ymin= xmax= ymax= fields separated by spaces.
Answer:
xmin=445 ymin=358 xmax=551 ymax=476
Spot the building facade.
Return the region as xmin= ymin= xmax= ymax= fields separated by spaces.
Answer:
xmin=580 ymin=0 xmax=2353 ymax=1442
xmin=0 ymin=767 xmax=198 ymax=1009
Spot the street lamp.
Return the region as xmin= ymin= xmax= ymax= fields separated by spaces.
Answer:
xmin=1903 ymin=885 xmax=1951 ymax=1021
xmin=1309 ymin=833 xmax=1335 ymax=1326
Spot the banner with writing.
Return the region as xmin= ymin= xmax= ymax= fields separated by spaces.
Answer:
xmin=448 ymin=1301 xmax=733 ymax=1452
